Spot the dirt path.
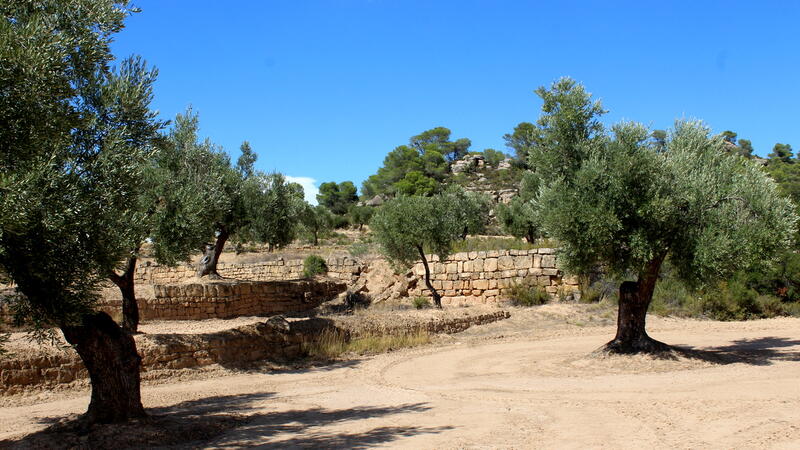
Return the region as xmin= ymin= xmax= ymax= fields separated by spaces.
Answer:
xmin=2 ymin=309 xmax=800 ymax=448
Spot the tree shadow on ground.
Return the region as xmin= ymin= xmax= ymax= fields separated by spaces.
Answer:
xmin=209 ymin=402 xmax=452 ymax=448
xmin=657 ymin=336 xmax=800 ymax=366
xmin=1 ymin=392 xmax=448 ymax=449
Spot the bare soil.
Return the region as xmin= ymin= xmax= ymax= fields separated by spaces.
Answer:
xmin=2 ymin=303 xmax=800 ymax=448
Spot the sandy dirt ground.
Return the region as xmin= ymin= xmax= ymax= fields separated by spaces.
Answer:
xmin=2 ymin=305 xmax=800 ymax=448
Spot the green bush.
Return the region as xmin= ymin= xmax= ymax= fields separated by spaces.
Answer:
xmin=332 ymin=215 xmax=350 ymax=229
xmin=303 ymin=255 xmax=327 ymax=278
xmin=348 ymin=242 xmax=370 ymax=258
xmin=411 ymin=296 xmax=430 ymax=309
xmin=509 ymin=280 xmax=550 ymax=306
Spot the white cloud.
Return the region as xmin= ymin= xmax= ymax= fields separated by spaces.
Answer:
xmin=285 ymin=176 xmax=318 ymax=205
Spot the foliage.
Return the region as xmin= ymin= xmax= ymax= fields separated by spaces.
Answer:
xmin=503 ymin=122 xmax=537 ymax=164
xmin=361 ymin=127 xmax=470 ymax=198
xmin=348 ymin=205 xmax=374 ymax=230
xmin=443 ymin=186 xmax=492 ymax=238
xmin=482 ymin=148 xmax=508 ymax=167
xmin=147 ymin=109 xmax=230 ymax=265
xmin=317 ymin=181 xmax=358 ymax=215
xmin=0 ymin=0 xmax=152 ymax=328
xmin=300 ymin=204 xmax=335 ymax=246
xmin=496 ymin=172 xmax=540 ymax=243
xmin=769 ymin=143 xmax=794 ymax=163
xmin=394 ymin=170 xmax=438 ymax=196
xmin=411 ymin=296 xmax=431 ymax=309
xmin=303 ymin=328 xmax=430 ymax=359
xmin=538 ymin=118 xmax=796 ymax=286
xmin=243 ymin=173 xmax=305 ymax=250
xmin=509 ymin=279 xmax=550 ymax=306
xmin=370 ymin=195 xmax=464 ymax=269
xmin=450 ymin=236 xmax=541 ymax=253
xmin=302 ymin=255 xmax=328 ymax=278
xmin=348 ymin=242 xmax=371 ymax=258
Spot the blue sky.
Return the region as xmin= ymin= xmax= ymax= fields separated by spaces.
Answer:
xmin=113 ymin=1 xmax=800 ymax=201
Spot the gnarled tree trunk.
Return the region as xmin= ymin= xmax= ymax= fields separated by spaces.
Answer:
xmin=601 ymin=256 xmax=669 ymax=354
xmin=61 ymin=312 xmax=145 ymax=424
xmin=417 ymin=245 xmax=442 ymax=308
xmin=196 ymin=226 xmax=229 ymax=278
xmin=109 ymin=254 xmax=139 ymax=333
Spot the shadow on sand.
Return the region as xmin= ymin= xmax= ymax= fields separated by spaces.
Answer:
xmin=647 ymin=336 xmax=800 ymax=366
xmin=1 ymin=391 xmax=450 ymax=449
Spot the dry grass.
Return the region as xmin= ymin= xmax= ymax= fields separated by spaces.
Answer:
xmin=303 ymin=328 xmax=431 ymax=359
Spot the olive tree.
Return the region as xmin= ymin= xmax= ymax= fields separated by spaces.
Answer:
xmin=0 ymin=0 xmax=151 ymax=423
xmin=300 ymin=204 xmax=335 ymax=246
xmin=443 ymin=186 xmax=492 ymax=239
xmin=371 ymin=192 xmax=485 ymax=308
xmin=110 ymin=109 xmax=229 ymax=333
xmin=539 ymin=120 xmax=797 ymax=353
xmin=195 ymin=142 xmax=255 ymax=277
xmin=496 ymin=172 xmax=540 ymax=243
xmin=240 ymin=172 xmax=305 ymax=252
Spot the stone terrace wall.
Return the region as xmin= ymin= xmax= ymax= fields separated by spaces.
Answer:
xmin=408 ymin=248 xmax=578 ymax=305
xmin=134 ymin=256 xmax=363 ymax=285
xmin=0 ymin=317 xmax=309 ymax=395
xmin=1 ymin=312 xmax=512 ymax=393
xmin=97 ymin=279 xmax=347 ymax=321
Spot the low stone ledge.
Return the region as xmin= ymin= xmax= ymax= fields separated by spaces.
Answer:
xmin=0 ymin=310 xmax=512 ymax=394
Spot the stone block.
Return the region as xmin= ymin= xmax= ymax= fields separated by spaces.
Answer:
xmin=514 ymin=256 xmax=532 ymax=269
xmin=484 ymin=258 xmax=498 ymax=272
xmin=468 ymin=251 xmax=478 ymax=260
xmin=472 ymin=279 xmax=489 ymax=290
xmin=529 ymin=267 xmax=543 ymax=276
xmin=542 ymin=268 xmax=559 ymax=276
xmin=497 ymin=256 xmax=515 ymax=270
xmin=541 ymin=255 xmax=556 ymax=268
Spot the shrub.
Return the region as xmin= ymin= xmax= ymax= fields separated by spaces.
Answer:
xmin=303 ymin=328 xmax=430 ymax=359
xmin=509 ymin=279 xmax=549 ymax=306
xmin=303 ymin=255 xmax=327 ymax=278
xmin=411 ymin=296 xmax=431 ymax=309
xmin=348 ymin=242 xmax=370 ymax=258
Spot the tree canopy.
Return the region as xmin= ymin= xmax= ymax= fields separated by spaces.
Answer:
xmin=0 ymin=0 xmax=152 ymax=423
xmin=370 ymin=190 xmax=488 ymax=307
xmin=317 ymin=180 xmax=358 ymax=215
xmin=525 ymin=79 xmax=796 ymax=353
xmin=361 ymin=127 xmax=471 ymax=198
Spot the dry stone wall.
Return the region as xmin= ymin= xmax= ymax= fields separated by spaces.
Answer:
xmin=408 ymin=248 xmax=578 ymax=305
xmin=97 ymin=279 xmax=347 ymax=321
xmin=0 ymin=316 xmax=309 ymax=395
xmin=134 ymin=256 xmax=362 ymax=285
xmin=1 ymin=311 xmax=511 ymax=393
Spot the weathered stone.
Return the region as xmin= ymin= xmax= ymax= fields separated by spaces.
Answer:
xmin=514 ymin=256 xmax=532 ymax=269
xmin=484 ymin=258 xmax=498 ymax=272
xmin=497 ymin=256 xmax=515 ymax=270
